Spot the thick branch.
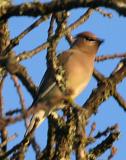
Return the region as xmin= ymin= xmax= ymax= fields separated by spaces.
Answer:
xmin=84 ymin=59 xmax=126 ymax=119
xmin=0 ymin=0 xmax=126 ymax=21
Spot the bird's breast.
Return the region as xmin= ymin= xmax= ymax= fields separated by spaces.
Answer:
xmin=65 ymin=52 xmax=94 ymax=99
xmin=69 ymin=70 xmax=92 ymax=99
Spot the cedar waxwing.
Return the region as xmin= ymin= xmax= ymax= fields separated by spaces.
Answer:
xmin=25 ymin=31 xmax=103 ymax=135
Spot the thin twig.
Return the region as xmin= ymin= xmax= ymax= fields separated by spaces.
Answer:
xmin=96 ymin=53 xmax=126 ymax=62
xmin=108 ymin=146 xmax=117 ymax=160
xmin=89 ymin=122 xmax=96 ymax=137
xmin=6 ymin=108 xmax=21 ymax=116
xmin=2 ymin=16 xmax=49 ymax=56
xmin=113 ymin=90 xmax=126 ymax=111
xmin=0 ymin=133 xmax=18 ymax=148
xmin=95 ymin=7 xmax=112 ymax=17
xmin=0 ymin=76 xmax=8 ymax=152
xmin=0 ymin=118 xmax=39 ymax=159
xmin=11 ymin=75 xmax=28 ymax=127
xmin=94 ymin=124 xmax=119 ymax=139
xmin=17 ymin=8 xmax=94 ymax=62
xmin=93 ymin=68 xmax=105 ymax=82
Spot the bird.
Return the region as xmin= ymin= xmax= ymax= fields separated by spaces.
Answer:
xmin=25 ymin=31 xmax=103 ymax=136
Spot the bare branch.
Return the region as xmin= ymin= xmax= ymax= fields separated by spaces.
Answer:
xmin=84 ymin=59 xmax=126 ymax=119
xmin=2 ymin=16 xmax=49 ymax=56
xmin=94 ymin=124 xmax=119 ymax=139
xmin=113 ymin=90 xmax=126 ymax=111
xmin=17 ymin=8 xmax=94 ymax=62
xmin=0 ymin=133 xmax=18 ymax=149
xmin=96 ymin=52 xmax=126 ymax=62
xmin=0 ymin=118 xmax=39 ymax=159
xmin=11 ymin=75 xmax=28 ymax=127
xmin=1 ymin=0 xmax=126 ymax=21
xmin=89 ymin=131 xmax=119 ymax=158
xmin=108 ymin=146 xmax=117 ymax=160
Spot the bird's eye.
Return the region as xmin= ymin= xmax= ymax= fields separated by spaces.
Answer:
xmin=84 ymin=37 xmax=95 ymax=42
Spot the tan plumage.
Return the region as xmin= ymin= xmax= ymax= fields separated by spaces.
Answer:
xmin=25 ymin=31 xmax=103 ymax=136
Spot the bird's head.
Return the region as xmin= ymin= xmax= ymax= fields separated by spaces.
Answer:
xmin=73 ymin=31 xmax=104 ymax=54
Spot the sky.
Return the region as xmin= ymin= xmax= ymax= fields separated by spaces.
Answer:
xmin=2 ymin=0 xmax=126 ymax=159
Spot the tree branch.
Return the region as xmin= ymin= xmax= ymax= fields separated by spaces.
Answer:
xmin=1 ymin=0 xmax=126 ymax=22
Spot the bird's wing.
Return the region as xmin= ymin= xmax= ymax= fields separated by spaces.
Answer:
xmin=32 ymin=50 xmax=73 ymax=105
xmin=58 ymin=50 xmax=73 ymax=65
xmin=31 ymin=68 xmax=55 ymax=105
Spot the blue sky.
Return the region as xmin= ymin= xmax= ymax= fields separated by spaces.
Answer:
xmin=2 ymin=0 xmax=126 ymax=159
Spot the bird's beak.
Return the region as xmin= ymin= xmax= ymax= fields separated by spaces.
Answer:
xmin=98 ymin=39 xmax=104 ymax=45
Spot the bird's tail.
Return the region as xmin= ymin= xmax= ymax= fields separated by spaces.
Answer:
xmin=24 ymin=109 xmax=48 ymax=137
